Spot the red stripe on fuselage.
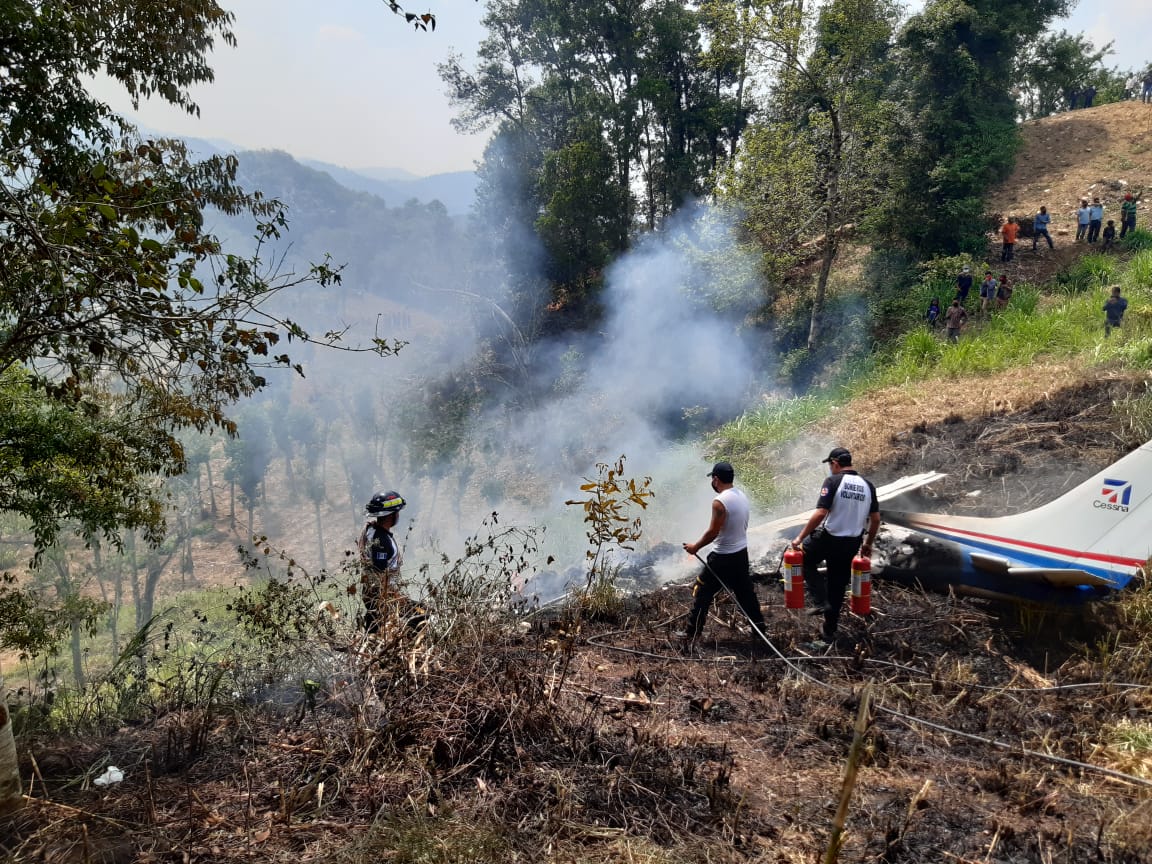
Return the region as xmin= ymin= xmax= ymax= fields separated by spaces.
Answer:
xmin=905 ymin=518 xmax=1147 ymax=568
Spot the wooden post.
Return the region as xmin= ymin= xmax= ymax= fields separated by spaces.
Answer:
xmin=823 ymin=683 xmax=874 ymax=864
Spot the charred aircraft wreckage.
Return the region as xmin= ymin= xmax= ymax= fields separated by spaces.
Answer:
xmin=522 ymin=440 xmax=1151 ymax=607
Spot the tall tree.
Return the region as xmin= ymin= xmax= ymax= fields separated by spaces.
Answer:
xmin=876 ymin=0 xmax=1072 ymax=254
xmin=441 ymin=0 xmax=756 ymax=330
xmin=722 ymin=0 xmax=898 ymax=349
xmin=1015 ymin=31 xmax=1118 ymax=119
xmin=0 ymin=0 xmax=392 ymax=806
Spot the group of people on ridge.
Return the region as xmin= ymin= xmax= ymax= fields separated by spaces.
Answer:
xmin=926 ymin=266 xmax=1012 ymax=342
xmin=1001 ymin=194 xmax=1140 ymax=260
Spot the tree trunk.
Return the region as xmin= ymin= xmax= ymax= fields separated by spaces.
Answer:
xmin=0 ymin=697 xmax=21 ymax=815
xmin=70 ymin=619 xmax=85 ymax=690
xmin=205 ymin=459 xmax=218 ymax=517
xmin=128 ymin=531 xmax=142 ymax=630
xmin=313 ymin=500 xmax=326 ymax=571
xmin=808 ymin=107 xmax=843 ymax=352
xmin=808 ymin=217 xmax=839 ymax=351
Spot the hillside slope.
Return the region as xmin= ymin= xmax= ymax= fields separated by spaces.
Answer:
xmin=986 ymin=99 xmax=1152 ymax=285
xmin=7 ymin=105 xmax=1152 ymax=864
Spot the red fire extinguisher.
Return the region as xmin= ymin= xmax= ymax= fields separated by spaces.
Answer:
xmin=850 ymin=553 xmax=872 ymax=615
xmin=783 ymin=546 xmax=805 ymax=609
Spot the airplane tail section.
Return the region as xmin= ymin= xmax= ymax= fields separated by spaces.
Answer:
xmin=885 ymin=440 xmax=1152 ymax=590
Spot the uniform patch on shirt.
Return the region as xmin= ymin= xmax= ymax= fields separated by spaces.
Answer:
xmin=820 ymin=486 xmax=829 ymax=496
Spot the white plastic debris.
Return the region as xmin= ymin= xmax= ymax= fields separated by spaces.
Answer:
xmin=93 ymin=766 xmax=124 ymax=787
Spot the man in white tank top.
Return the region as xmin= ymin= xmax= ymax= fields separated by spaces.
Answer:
xmin=679 ymin=461 xmax=766 ymax=642
xmin=791 ymin=447 xmax=880 ymax=644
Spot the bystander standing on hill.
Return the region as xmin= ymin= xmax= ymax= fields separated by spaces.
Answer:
xmin=1143 ymin=71 xmax=1152 ymax=104
xmin=926 ymin=297 xmax=941 ymax=328
xmin=1120 ymin=193 xmax=1139 ymax=238
xmin=979 ymin=270 xmax=998 ymax=315
xmin=1076 ymin=199 xmax=1091 ymax=241
xmin=1088 ymin=196 xmax=1104 ymax=243
xmin=1104 ymin=285 xmax=1128 ymax=336
xmin=955 ymin=265 xmax=973 ymax=303
xmin=1032 ymin=205 xmax=1053 ymax=251
xmin=1102 ymin=220 xmax=1117 ymax=251
xmin=1001 ymin=217 xmax=1018 ymax=261
xmin=997 ymin=274 xmax=1013 ymax=309
xmin=943 ymin=299 xmax=967 ymax=343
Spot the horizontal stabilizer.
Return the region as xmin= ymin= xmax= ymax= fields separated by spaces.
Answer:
xmin=1005 ymin=568 xmax=1119 ymax=589
xmin=751 ymin=471 xmax=947 ymax=539
xmin=876 ymin=472 xmax=948 ymax=502
xmin=970 ymin=552 xmax=1117 ymax=588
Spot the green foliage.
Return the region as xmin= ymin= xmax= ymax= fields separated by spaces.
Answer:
xmin=0 ymin=1 xmax=397 ymax=562
xmin=1122 ymin=250 xmax=1152 ymax=290
xmin=1015 ymin=30 xmax=1117 ymax=119
xmin=565 ymin=456 xmax=654 ymax=581
xmin=722 ymin=0 xmax=899 ymax=348
xmin=535 ymin=130 xmax=631 ymax=320
xmin=442 ymin=0 xmax=756 ymax=331
xmin=1055 ymin=254 xmax=1119 ymax=295
xmin=878 ymin=0 xmax=1071 ymax=254
xmin=0 ymin=573 xmax=107 ymax=660
xmin=1120 ymin=229 xmax=1152 ymax=253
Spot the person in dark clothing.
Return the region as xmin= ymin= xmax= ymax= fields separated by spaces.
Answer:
xmin=792 ymin=448 xmax=880 ymax=644
xmin=1088 ymin=197 xmax=1104 ymax=243
xmin=358 ymin=490 xmax=410 ymax=634
xmin=926 ymin=297 xmax=941 ymax=328
xmin=1032 ymin=206 xmax=1054 ymax=250
xmin=1104 ymin=286 xmax=1128 ymax=337
xmin=679 ymin=461 xmax=766 ymax=642
xmin=955 ymin=265 xmax=973 ymax=303
xmin=1102 ymin=220 xmax=1117 ymax=252
xmin=1120 ymin=193 xmax=1138 ymax=239
xmin=1082 ymin=84 xmax=1097 ymax=108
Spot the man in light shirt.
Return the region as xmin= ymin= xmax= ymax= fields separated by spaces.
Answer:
xmin=679 ymin=461 xmax=766 ymax=642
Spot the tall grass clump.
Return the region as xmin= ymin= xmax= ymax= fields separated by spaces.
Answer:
xmin=1121 ymin=249 xmax=1152 ymax=293
xmin=1120 ymin=228 xmax=1152 ymax=253
xmin=718 ymin=392 xmax=833 ymax=452
xmin=1055 ymin=254 xmax=1119 ymax=295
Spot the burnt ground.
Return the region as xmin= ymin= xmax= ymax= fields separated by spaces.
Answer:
xmin=4 ymin=374 xmax=1152 ymax=864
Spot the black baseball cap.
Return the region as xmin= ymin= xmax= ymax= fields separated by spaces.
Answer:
xmin=707 ymin=461 xmax=735 ymax=483
xmin=822 ymin=447 xmax=852 ymax=466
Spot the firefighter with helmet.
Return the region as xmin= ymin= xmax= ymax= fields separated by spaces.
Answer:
xmin=358 ymin=490 xmax=406 ymax=634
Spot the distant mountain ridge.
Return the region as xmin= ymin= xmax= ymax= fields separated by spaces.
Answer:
xmin=161 ymin=131 xmax=476 ymax=215
xmin=300 ymin=158 xmax=477 ymax=215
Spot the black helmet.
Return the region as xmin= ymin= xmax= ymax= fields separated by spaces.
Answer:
xmin=366 ymin=490 xmax=406 ymax=518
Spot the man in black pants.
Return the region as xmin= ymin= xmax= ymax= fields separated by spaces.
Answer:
xmin=679 ymin=461 xmax=766 ymax=642
xmin=792 ymin=448 xmax=880 ymax=644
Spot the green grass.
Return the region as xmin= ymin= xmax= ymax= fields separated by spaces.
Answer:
xmin=1109 ymin=719 xmax=1152 ymax=754
xmin=718 ymin=250 xmax=1152 ymax=480
xmin=1055 ymin=254 xmax=1119 ymax=295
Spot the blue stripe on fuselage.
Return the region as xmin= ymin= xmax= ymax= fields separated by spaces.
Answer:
xmin=911 ymin=525 xmax=1130 ymax=586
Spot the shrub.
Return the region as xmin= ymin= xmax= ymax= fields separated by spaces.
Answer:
xmin=1122 ymin=250 xmax=1152 ymax=293
xmin=1055 ymin=254 xmax=1119 ymax=295
xmin=1120 ymin=228 xmax=1152 ymax=253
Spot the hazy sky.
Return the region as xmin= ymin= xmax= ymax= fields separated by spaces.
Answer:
xmin=92 ymin=0 xmax=1152 ymax=178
